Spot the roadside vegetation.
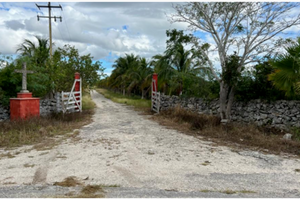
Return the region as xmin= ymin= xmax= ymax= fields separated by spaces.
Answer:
xmin=0 ymin=92 xmax=95 ymax=149
xmin=152 ymin=106 xmax=300 ymax=156
xmin=96 ymin=88 xmax=151 ymax=108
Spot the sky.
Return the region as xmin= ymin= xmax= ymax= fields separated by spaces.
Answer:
xmin=1 ymin=1 xmax=300 ymax=76
xmin=0 ymin=1 xmax=189 ymax=75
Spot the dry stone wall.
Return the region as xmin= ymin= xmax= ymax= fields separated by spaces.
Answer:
xmin=0 ymin=105 xmax=9 ymax=121
xmin=160 ymin=94 xmax=300 ymax=130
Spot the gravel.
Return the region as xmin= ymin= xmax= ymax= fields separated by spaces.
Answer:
xmin=0 ymin=90 xmax=300 ymax=198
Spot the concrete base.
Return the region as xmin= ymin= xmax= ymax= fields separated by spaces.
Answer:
xmin=10 ymin=93 xmax=40 ymax=120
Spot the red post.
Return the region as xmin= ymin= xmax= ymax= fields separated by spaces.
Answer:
xmin=74 ymin=72 xmax=80 ymax=110
xmin=152 ymin=73 xmax=158 ymax=92
xmin=75 ymin=72 xmax=80 ymax=92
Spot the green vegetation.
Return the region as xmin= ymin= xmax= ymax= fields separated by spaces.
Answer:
xmin=269 ymin=38 xmax=300 ymax=98
xmin=0 ymin=37 xmax=105 ymax=106
xmin=96 ymin=88 xmax=151 ymax=108
xmin=82 ymin=91 xmax=96 ymax=110
xmin=154 ymin=106 xmax=300 ymax=156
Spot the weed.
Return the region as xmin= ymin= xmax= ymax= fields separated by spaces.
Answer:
xmin=201 ymin=161 xmax=211 ymax=166
xmin=99 ymin=184 xmax=120 ymax=188
xmin=239 ymin=190 xmax=256 ymax=194
xmin=3 ymin=182 xmax=16 ymax=185
xmin=200 ymin=189 xmax=213 ymax=193
xmin=53 ymin=176 xmax=83 ymax=187
xmin=291 ymin=127 xmax=300 ymax=141
xmin=0 ymin=110 xmax=93 ymax=148
xmin=153 ymin=106 xmax=300 ymax=156
xmin=23 ymin=163 xmax=35 ymax=168
xmin=295 ymin=169 xmax=300 ymax=172
xmin=82 ymin=94 xmax=96 ymax=110
xmin=39 ymin=152 xmax=49 ymax=156
xmin=0 ymin=152 xmax=15 ymax=159
xmin=81 ymin=184 xmax=104 ymax=194
xmin=222 ymin=190 xmax=236 ymax=194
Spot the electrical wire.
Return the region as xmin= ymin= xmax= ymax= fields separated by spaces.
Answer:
xmin=58 ymin=2 xmax=71 ymax=41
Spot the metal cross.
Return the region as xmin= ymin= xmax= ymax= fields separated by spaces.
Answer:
xmin=14 ymin=63 xmax=34 ymax=93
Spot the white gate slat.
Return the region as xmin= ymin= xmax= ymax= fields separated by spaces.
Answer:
xmin=62 ymin=78 xmax=82 ymax=114
xmin=151 ymin=79 xmax=160 ymax=113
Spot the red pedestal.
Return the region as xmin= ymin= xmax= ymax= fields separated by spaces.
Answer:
xmin=10 ymin=93 xmax=40 ymax=120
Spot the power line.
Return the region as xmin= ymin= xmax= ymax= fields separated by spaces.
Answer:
xmin=51 ymin=9 xmax=65 ymax=42
xmin=61 ymin=8 xmax=71 ymax=41
xmin=36 ymin=2 xmax=62 ymax=59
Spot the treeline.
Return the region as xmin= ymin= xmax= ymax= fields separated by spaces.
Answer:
xmin=0 ymin=36 xmax=105 ymax=106
xmin=98 ymin=29 xmax=300 ymax=101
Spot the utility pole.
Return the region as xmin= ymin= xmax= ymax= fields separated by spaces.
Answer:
xmin=36 ymin=2 xmax=62 ymax=59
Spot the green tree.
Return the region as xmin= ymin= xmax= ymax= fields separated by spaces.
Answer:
xmin=171 ymin=2 xmax=300 ymax=120
xmin=16 ymin=36 xmax=50 ymax=67
xmin=269 ymin=38 xmax=300 ymax=98
xmin=50 ymin=44 xmax=104 ymax=92
xmin=151 ymin=29 xmax=214 ymax=96
xmin=109 ymin=54 xmax=140 ymax=95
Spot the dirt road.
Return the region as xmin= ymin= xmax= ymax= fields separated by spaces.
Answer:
xmin=0 ymin=90 xmax=300 ymax=197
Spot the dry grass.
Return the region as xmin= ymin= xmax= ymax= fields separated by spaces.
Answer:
xmin=81 ymin=184 xmax=104 ymax=194
xmin=152 ymin=106 xmax=300 ymax=156
xmin=0 ymin=110 xmax=93 ymax=148
xmin=53 ymin=176 xmax=83 ymax=187
xmin=82 ymin=92 xmax=96 ymax=110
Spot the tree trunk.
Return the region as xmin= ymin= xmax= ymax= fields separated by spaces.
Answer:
xmin=141 ymin=89 xmax=145 ymax=99
xmin=219 ymin=81 xmax=235 ymax=121
xmin=141 ymin=86 xmax=151 ymax=99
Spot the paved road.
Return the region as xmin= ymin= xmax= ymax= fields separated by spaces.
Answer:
xmin=0 ymin=90 xmax=300 ymax=197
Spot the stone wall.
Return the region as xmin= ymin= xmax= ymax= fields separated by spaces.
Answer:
xmin=0 ymin=104 xmax=9 ymax=121
xmin=0 ymin=92 xmax=63 ymax=121
xmin=40 ymin=92 xmax=63 ymax=116
xmin=160 ymin=94 xmax=300 ymax=130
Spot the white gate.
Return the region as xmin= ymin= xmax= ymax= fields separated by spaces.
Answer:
xmin=151 ymin=79 xmax=160 ymax=113
xmin=61 ymin=78 xmax=82 ymax=113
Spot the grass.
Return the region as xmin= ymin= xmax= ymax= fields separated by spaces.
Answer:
xmin=152 ymin=106 xmax=300 ymax=156
xmin=82 ymin=91 xmax=96 ymax=110
xmin=96 ymin=88 xmax=151 ymax=108
xmin=0 ymin=91 xmax=95 ymax=149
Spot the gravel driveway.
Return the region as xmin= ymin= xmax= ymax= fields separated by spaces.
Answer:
xmin=0 ymin=90 xmax=300 ymax=197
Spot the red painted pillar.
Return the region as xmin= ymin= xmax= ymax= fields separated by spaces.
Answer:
xmin=74 ymin=72 xmax=80 ymax=110
xmin=152 ymin=73 xmax=158 ymax=92
xmin=75 ymin=72 xmax=80 ymax=92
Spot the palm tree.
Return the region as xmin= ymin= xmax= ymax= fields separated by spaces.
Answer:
xmin=16 ymin=36 xmax=50 ymax=67
xmin=126 ymin=57 xmax=153 ymax=99
xmin=110 ymin=54 xmax=140 ymax=95
xmin=268 ymin=37 xmax=300 ymax=97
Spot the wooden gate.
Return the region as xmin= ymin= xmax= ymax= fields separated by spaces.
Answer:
xmin=151 ymin=79 xmax=160 ymax=113
xmin=62 ymin=77 xmax=82 ymax=113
